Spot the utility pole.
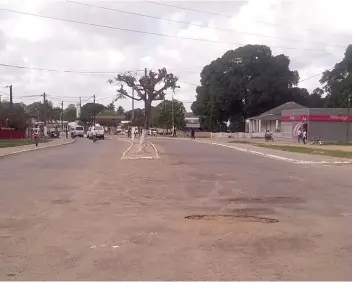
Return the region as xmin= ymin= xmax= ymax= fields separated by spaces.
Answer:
xmin=9 ymin=85 xmax=12 ymax=107
xmin=172 ymin=94 xmax=175 ymax=132
xmin=132 ymin=88 xmax=135 ymax=121
xmin=43 ymin=92 xmax=46 ymax=126
xmin=61 ymin=101 xmax=64 ymax=130
xmin=93 ymin=94 xmax=96 ymax=125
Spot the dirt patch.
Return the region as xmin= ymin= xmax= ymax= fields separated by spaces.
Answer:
xmin=225 ymin=207 xmax=276 ymax=215
xmin=185 ymin=214 xmax=279 ymax=223
xmin=227 ymin=196 xmax=304 ymax=204
xmin=51 ymin=199 xmax=71 ymax=204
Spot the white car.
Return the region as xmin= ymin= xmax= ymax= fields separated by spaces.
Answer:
xmin=74 ymin=126 xmax=84 ymax=137
xmin=88 ymin=125 xmax=105 ymax=140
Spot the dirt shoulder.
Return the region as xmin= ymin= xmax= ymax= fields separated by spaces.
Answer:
xmin=0 ymin=137 xmax=75 ymax=157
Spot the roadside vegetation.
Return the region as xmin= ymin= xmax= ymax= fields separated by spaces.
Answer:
xmin=0 ymin=138 xmax=52 ymax=148
xmin=229 ymin=140 xmax=352 ymax=159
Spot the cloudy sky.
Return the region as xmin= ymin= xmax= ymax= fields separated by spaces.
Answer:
xmin=0 ymin=0 xmax=351 ymax=112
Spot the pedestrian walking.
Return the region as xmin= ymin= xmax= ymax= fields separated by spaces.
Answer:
xmin=33 ymin=130 xmax=39 ymax=147
xmin=191 ymin=128 xmax=195 ymax=140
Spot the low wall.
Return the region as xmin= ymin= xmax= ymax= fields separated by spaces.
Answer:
xmin=0 ymin=129 xmax=25 ymax=139
xmin=195 ymin=131 xmax=212 ymax=138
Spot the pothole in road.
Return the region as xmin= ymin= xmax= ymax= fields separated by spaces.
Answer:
xmin=227 ymin=196 xmax=304 ymax=204
xmin=185 ymin=214 xmax=279 ymax=223
xmin=51 ymin=199 xmax=71 ymax=204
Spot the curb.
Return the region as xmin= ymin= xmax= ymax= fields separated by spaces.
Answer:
xmin=0 ymin=139 xmax=77 ymax=159
xmin=196 ymin=140 xmax=351 ymax=165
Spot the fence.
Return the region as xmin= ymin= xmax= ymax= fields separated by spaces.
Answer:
xmin=0 ymin=129 xmax=25 ymax=139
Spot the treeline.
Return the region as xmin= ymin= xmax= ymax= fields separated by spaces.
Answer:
xmin=0 ymin=98 xmax=187 ymax=130
xmin=191 ymin=44 xmax=352 ymax=132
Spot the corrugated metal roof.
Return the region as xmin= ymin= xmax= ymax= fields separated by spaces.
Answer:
xmin=248 ymin=101 xmax=307 ymax=120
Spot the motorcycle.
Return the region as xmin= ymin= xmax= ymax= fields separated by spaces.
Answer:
xmin=92 ymin=135 xmax=97 ymax=143
xmin=265 ymin=132 xmax=274 ymax=142
xmin=311 ymin=136 xmax=323 ymax=145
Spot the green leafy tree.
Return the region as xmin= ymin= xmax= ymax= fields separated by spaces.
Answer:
xmin=108 ymin=68 xmax=179 ymax=128
xmin=107 ymin=102 xmax=115 ymax=111
xmin=99 ymin=109 xmax=116 ymax=116
xmin=0 ymin=102 xmax=28 ymax=131
xmin=153 ymin=99 xmax=186 ymax=129
xmin=63 ymin=104 xmax=77 ymax=122
xmin=125 ymin=108 xmax=145 ymax=126
xmin=192 ymin=44 xmax=301 ymax=131
xmin=25 ymin=100 xmax=57 ymax=121
xmin=79 ymin=103 xmax=106 ymax=124
xmin=116 ymin=105 xmax=125 ymax=115
xmin=320 ymin=44 xmax=352 ymax=108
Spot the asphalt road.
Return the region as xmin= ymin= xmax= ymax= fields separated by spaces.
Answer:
xmin=0 ymin=137 xmax=351 ymax=280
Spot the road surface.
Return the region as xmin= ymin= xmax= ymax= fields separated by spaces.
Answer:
xmin=0 ymin=137 xmax=351 ymax=280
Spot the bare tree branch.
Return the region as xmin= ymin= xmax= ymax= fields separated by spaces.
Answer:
xmin=114 ymin=85 xmax=142 ymax=101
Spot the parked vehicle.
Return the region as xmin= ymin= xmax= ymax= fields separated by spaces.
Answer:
xmin=74 ymin=126 xmax=85 ymax=137
xmin=311 ymin=136 xmax=323 ymax=145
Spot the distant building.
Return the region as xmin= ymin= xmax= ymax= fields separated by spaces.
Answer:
xmin=94 ymin=115 xmax=125 ymax=126
xmin=246 ymin=101 xmax=352 ymax=142
xmin=185 ymin=115 xmax=200 ymax=130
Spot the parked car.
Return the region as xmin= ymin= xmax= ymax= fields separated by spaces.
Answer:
xmin=74 ymin=126 xmax=85 ymax=137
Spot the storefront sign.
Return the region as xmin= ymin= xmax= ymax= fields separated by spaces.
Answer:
xmin=282 ymin=114 xmax=351 ymax=122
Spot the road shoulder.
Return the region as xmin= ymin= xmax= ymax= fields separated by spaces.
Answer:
xmin=0 ymin=138 xmax=76 ymax=158
xmin=196 ymin=138 xmax=351 ymax=164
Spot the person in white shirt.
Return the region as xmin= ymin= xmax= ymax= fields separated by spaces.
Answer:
xmin=297 ymin=128 xmax=302 ymax=143
xmin=303 ymin=130 xmax=307 ymax=144
xmin=91 ymin=127 xmax=97 ymax=142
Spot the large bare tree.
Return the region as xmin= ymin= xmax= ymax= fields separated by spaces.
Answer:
xmin=108 ymin=68 xmax=179 ymax=129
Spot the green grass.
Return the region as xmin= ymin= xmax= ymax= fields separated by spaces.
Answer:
xmin=0 ymin=138 xmax=52 ymax=148
xmin=323 ymin=141 xmax=352 ymax=146
xmin=256 ymin=144 xmax=351 ymax=159
xmin=228 ymin=140 xmax=351 ymax=159
xmin=229 ymin=140 xmax=252 ymax=144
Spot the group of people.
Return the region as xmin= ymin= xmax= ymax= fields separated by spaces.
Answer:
xmin=127 ymin=127 xmax=141 ymax=138
xmin=297 ymin=128 xmax=307 ymax=144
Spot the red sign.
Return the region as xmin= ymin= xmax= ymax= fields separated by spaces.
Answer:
xmin=282 ymin=114 xmax=351 ymax=122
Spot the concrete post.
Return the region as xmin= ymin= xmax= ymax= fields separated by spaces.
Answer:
xmin=258 ymin=120 xmax=262 ymax=132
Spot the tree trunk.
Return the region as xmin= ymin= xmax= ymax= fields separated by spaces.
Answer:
xmin=144 ymin=100 xmax=152 ymax=129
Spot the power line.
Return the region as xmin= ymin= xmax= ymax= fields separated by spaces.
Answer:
xmin=0 ymin=8 xmax=340 ymax=52
xmin=145 ymin=1 xmax=347 ymax=37
xmin=0 ymin=89 xmax=9 ymax=96
xmin=298 ymin=67 xmax=334 ymax=83
xmin=0 ymin=63 xmax=143 ymax=75
xmin=180 ymin=68 xmax=331 ymax=88
xmin=67 ymin=0 xmax=345 ymax=49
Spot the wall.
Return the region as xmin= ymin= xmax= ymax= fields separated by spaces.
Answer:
xmin=281 ymin=121 xmax=295 ymax=139
xmin=309 ymin=121 xmax=352 ymax=142
xmin=195 ymin=131 xmax=212 ymax=138
xmin=0 ymin=129 xmax=25 ymax=139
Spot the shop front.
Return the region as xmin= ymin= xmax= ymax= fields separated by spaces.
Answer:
xmin=281 ymin=108 xmax=352 ymax=142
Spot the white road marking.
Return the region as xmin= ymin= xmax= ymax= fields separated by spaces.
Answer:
xmin=90 ymin=232 xmax=158 ymax=250
xmin=148 ymin=141 xmax=160 ymax=159
xmin=196 ymin=140 xmax=351 ymax=165
xmin=119 ymin=139 xmax=134 ymax=160
xmin=117 ymin=138 xmax=159 ymax=160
